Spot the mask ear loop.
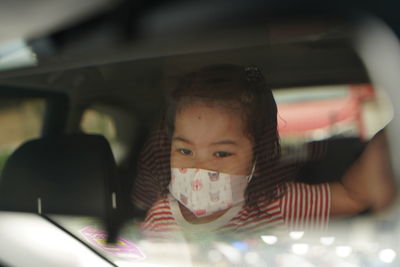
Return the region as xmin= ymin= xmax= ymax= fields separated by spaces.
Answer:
xmin=247 ymin=159 xmax=257 ymax=183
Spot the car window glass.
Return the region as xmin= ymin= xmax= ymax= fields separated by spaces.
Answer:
xmin=81 ymin=108 xmax=117 ymax=139
xmin=273 ymin=83 xmax=393 ymax=185
xmin=0 ymin=98 xmax=45 ymax=173
xmin=80 ymin=107 xmax=125 ymax=162
xmin=275 ymin=83 xmax=392 ymax=146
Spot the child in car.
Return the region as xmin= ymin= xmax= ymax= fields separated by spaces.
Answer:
xmin=133 ymin=64 xmax=395 ymax=235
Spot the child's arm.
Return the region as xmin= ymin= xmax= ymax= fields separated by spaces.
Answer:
xmin=330 ymin=130 xmax=397 ymax=217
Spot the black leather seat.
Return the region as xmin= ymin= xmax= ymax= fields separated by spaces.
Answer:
xmin=0 ymin=134 xmax=119 ymax=220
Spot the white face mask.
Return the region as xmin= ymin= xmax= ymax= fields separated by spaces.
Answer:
xmin=169 ymin=165 xmax=255 ymax=218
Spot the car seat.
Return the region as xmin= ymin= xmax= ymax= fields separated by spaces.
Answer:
xmin=0 ymin=133 xmax=122 ymax=240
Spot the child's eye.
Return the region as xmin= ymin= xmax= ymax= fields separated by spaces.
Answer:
xmin=214 ymin=151 xmax=233 ymax=158
xmin=178 ymin=148 xmax=193 ymax=156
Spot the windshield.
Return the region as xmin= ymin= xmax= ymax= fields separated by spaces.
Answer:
xmin=42 ymin=79 xmax=395 ymax=267
xmin=0 ymin=5 xmax=399 ymax=267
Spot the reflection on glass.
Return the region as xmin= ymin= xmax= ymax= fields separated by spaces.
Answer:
xmin=0 ymin=39 xmax=37 ymax=71
xmin=379 ymin=248 xmax=396 ymax=263
xmin=335 ymin=246 xmax=352 ymax=257
xmin=292 ymin=243 xmax=309 ymax=255
xmin=289 ymin=231 xmax=304 ymax=240
xmin=320 ymin=236 xmax=335 ymax=246
xmin=260 ymin=235 xmax=278 ymax=245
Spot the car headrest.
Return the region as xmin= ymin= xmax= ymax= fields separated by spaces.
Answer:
xmin=0 ymin=134 xmax=118 ymax=218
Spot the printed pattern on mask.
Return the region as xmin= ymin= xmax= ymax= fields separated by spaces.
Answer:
xmin=169 ymin=168 xmax=247 ymax=218
xmin=141 ymin=182 xmax=330 ymax=235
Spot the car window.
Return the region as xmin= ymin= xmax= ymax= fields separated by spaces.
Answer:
xmin=80 ymin=106 xmax=126 ymax=162
xmin=0 ymin=98 xmax=45 ymax=173
xmin=81 ymin=108 xmax=117 ymax=141
xmin=275 ymin=83 xmax=392 ymax=144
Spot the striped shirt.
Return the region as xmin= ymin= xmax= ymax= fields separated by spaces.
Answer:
xmin=141 ymin=182 xmax=330 ymax=237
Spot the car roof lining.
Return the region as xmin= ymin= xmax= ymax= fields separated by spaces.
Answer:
xmin=0 ymin=38 xmax=369 ymax=93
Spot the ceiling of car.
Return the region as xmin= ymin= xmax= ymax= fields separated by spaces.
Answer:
xmin=0 ymin=21 xmax=368 ymax=92
xmin=1 ymin=0 xmax=398 ymax=100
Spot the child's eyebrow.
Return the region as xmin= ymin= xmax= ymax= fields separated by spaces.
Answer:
xmin=172 ymin=136 xmax=238 ymax=146
xmin=211 ymin=140 xmax=238 ymax=146
xmin=172 ymin=136 xmax=193 ymax=144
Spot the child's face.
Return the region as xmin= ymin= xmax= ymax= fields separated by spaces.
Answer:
xmin=171 ymin=103 xmax=253 ymax=175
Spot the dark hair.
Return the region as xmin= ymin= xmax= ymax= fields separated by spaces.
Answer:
xmin=133 ymin=64 xmax=290 ymax=211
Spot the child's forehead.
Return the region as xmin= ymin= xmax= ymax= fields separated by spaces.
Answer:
xmin=176 ymin=101 xmax=242 ymax=121
xmin=176 ymin=97 xmax=242 ymax=114
xmin=173 ymin=103 xmax=250 ymax=142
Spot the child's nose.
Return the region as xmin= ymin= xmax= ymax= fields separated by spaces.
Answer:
xmin=192 ymin=157 xmax=215 ymax=171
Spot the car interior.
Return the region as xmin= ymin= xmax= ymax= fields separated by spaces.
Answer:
xmin=0 ymin=1 xmax=399 ymax=266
